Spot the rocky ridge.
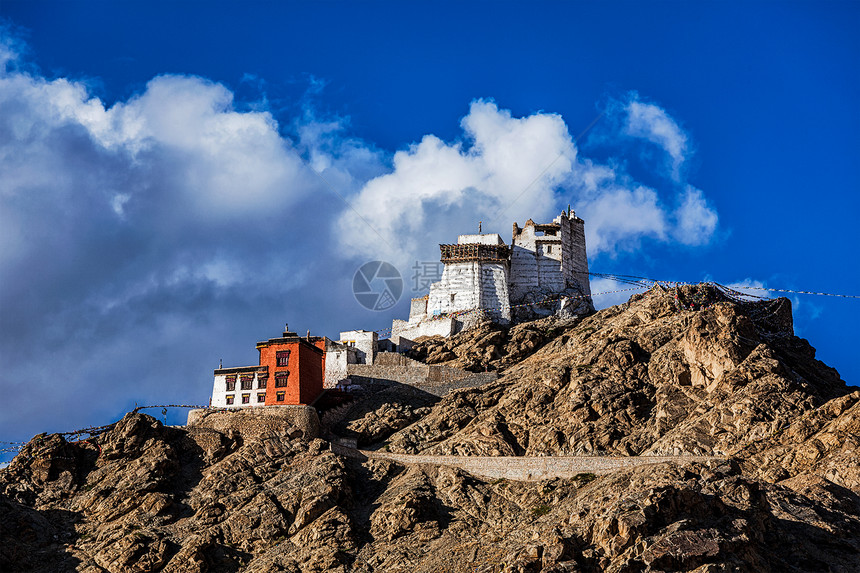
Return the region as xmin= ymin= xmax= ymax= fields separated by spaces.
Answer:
xmin=391 ymin=285 xmax=845 ymax=461
xmin=1 ymin=284 xmax=859 ymax=572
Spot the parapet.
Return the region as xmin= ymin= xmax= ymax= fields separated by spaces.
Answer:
xmin=456 ymin=233 xmax=505 ymax=246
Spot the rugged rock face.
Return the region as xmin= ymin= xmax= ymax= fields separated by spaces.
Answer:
xmin=3 ymin=418 xmax=860 ymax=572
xmin=2 ymin=284 xmax=859 ymax=572
xmin=408 ymin=314 xmax=574 ymax=373
xmin=389 ymin=285 xmax=846 ymax=462
xmin=325 ymin=385 xmax=439 ymax=448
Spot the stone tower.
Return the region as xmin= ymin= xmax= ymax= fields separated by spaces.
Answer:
xmin=509 ymin=209 xmax=592 ymax=317
xmin=426 ymin=233 xmax=511 ymax=323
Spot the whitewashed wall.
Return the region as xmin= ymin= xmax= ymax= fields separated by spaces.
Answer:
xmin=392 ymin=316 xmax=458 ymax=340
xmin=211 ymin=369 xmax=268 ymax=408
xmin=338 ymin=330 xmax=377 ymax=365
xmin=510 ymin=211 xmax=590 ymax=305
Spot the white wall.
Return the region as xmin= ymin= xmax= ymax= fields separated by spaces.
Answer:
xmin=324 ymin=344 xmax=356 ymax=388
xmin=427 ymin=261 xmax=481 ymax=315
xmin=480 ymin=263 xmax=511 ymax=321
xmin=339 ymin=330 xmax=378 ymax=365
xmin=457 ymin=233 xmax=505 ymax=245
xmin=211 ymin=369 xmax=268 ymax=408
xmin=561 ymin=213 xmax=592 ymax=300
xmin=393 ymin=316 xmax=458 ymax=340
xmin=510 ymin=211 xmax=591 ymax=305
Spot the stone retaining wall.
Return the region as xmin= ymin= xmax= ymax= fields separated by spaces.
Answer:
xmin=186 ymin=406 xmax=320 ymax=440
xmin=346 ymin=360 xmax=497 ymax=397
xmin=347 ymin=363 xmax=430 ymax=386
xmin=373 ymin=352 xmax=425 ymax=367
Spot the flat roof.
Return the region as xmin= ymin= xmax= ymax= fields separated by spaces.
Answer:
xmin=256 ymin=336 xmax=325 ymax=353
xmin=214 ymin=365 xmax=267 ymax=374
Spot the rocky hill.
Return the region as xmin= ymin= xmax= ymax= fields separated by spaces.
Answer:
xmin=2 ymin=284 xmax=859 ymax=572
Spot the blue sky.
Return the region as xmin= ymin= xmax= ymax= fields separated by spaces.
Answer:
xmin=1 ymin=1 xmax=858 ymax=454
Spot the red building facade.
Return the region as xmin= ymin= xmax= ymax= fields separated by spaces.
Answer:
xmin=212 ymin=325 xmax=326 ymax=408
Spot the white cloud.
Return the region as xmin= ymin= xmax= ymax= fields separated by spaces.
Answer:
xmin=337 ymin=100 xmax=575 ymax=267
xmin=292 ymin=107 xmax=387 ymax=194
xmin=0 ymin=41 xmax=387 ymax=443
xmin=625 ymin=98 xmax=689 ymax=180
xmin=0 ymin=42 xmax=14 ymax=70
xmin=0 ymin=70 xmax=315 ymax=219
xmin=673 ymin=185 xmax=719 ymax=245
xmin=577 ymin=183 xmax=667 ymax=254
xmin=338 ymin=96 xmax=719 ymax=266
xmin=337 ymin=95 xmax=718 ymax=266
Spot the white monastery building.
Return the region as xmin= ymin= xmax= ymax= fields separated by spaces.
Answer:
xmin=393 ymin=209 xmax=592 ymax=341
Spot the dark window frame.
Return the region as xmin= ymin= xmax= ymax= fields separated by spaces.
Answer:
xmin=276 ymin=350 xmax=291 ymax=367
xmin=225 ymin=394 xmax=235 ymax=405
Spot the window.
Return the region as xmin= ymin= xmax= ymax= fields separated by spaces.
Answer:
xmin=225 ymin=395 xmax=234 ymax=405
xmin=258 ymin=375 xmax=267 ymax=389
xmin=276 ymin=391 xmax=285 ymax=402
xmin=275 ymin=371 xmax=289 ymax=387
xmin=546 ymin=245 xmax=553 ymax=254
xmin=225 ymin=375 xmax=237 ymax=392
xmin=257 ymin=393 xmax=266 ymax=403
xmin=450 ymin=294 xmax=456 ymax=304
xmin=240 ymin=374 xmax=253 ymax=390
xmin=276 ymin=350 xmax=291 ymax=367
xmin=241 ymin=394 xmax=250 ymax=404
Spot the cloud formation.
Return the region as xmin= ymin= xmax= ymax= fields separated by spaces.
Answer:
xmin=337 ymin=100 xmax=576 ymax=267
xmin=725 ymin=279 xmax=774 ymax=300
xmin=339 ymin=94 xmax=718 ymax=264
xmin=625 ymin=98 xmax=689 ymax=180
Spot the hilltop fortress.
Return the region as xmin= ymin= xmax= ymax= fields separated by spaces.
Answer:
xmin=392 ymin=208 xmax=593 ymax=341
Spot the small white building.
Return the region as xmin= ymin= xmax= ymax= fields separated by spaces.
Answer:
xmin=318 ymin=330 xmax=380 ymax=389
xmin=427 ymin=232 xmax=511 ymax=322
xmin=211 ymin=366 xmax=269 ymax=408
xmin=338 ymin=330 xmax=378 ymax=365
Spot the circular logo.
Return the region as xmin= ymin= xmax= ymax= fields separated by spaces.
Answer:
xmin=353 ymin=261 xmax=403 ymax=311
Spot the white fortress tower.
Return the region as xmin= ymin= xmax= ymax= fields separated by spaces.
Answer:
xmin=509 ymin=209 xmax=592 ymax=314
xmin=427 ymin=232 xmax=511 ymax=322
xmin=392 ymin=209 xmax=591 ymax=340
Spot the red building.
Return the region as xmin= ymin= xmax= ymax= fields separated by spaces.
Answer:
xmin=211 ymin=324 xmax=327 ymax=408
xmin=257 ymin=327 xmax=326 ymax=405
